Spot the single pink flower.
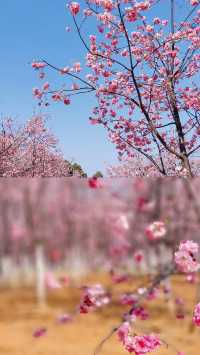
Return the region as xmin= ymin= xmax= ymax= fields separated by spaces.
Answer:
xmin=117 ymin=322 xmax=130 ymax=344
xmin=69 ymin=2 xmax=80 ymax=15
xmin=43 ymin=82 xmax=50 ymax=91
xmin=33 ymin=327 xmax=47 ymax=338
xmin=63 ymin=97 xmax=71 ymax=105
xmin=190 ymin=0 xmax=199 ymax=5
xmin=45 ymin=272 xmax=62 ymax=289
xmin=145 ymin=221 xmax=166 ymax=240
xmin=32 ymin=62 xmax=46 ymax=70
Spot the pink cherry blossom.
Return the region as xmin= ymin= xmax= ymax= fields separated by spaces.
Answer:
xmin=33 ymin=327 xmax=47 ymax=338
xmin=179 ymin=240 xmax=199 ymax=254
xmin=190 ymin=0 xmax=199 ymax=5
xmin=125 ymin=7 xmax=138 ymax=22
xmin=63 ymin=97 xmax=71 ymax=105
xmin=45 ymin=272 xmax=62 ymax=289
xmin=125 ymin=334 xmax=161 ymax=354
xmin=175 ymin=241 xmax=200 ymax=273
xmin=136 ymin=2 xmax=150 ymax=11
xmin=193 ymin=303 xmax=200 ymax=326
xmin=32 ymin=61 xmax=46 ymax=70
xmin=73 ymin=62 xmax=81 ymax=72
xmin=186 ymin=273 xmax=197 ymax=284
xmin=117 ymin=323 xmax=162 ymax=354
xmin=60 ymin=66 xmax=70 ymax=74
xmin=134 ymin=251 xmax=144 ymax=263
xmin=153 ymin=17 xmax=161 ymax=25
xmin=117 ymin=322 xmax=130 ymax=344
xmin=145 ymin=221 xmax=166 ymax=240
xmin=43 ymin=82 xmax=50 ymax=91
xmin=119 ymin=293 xmax=138 ymax=306
xmin=130 ymin=306 xmax=149 ymax=320
xmin=114 ymin=214 xmax=129 ymax=233
xmin=69 ymin=2 xmax=80 ymax=15
xmin=79 ymin=284 xmax=110 ymax=313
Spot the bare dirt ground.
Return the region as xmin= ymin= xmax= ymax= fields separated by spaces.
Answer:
xmin=0 ymin=273 xmax=199 ymax=355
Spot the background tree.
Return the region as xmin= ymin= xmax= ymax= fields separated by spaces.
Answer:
xmin=93 ymin=170 xmax=104 ymax=178
xmin=0 ymin=116 xmax=84 ymax=177
xmin=67 ymin=161 xmax=88 ymax=177
xmin=107 ymin=152 xmax=200 ymax=176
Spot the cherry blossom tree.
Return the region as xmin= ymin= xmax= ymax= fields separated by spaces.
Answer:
xmin=107 ymin=152 xmax=200 ymax=176
xmin=0 ymin=179 xmax=79 ymax=303
xmin=32 ymin=0 xmax=200 ymax=177
xmin=0 ymin=116 xmax=79 ymax=177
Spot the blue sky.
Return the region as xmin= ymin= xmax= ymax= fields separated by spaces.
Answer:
xmin=0 ymin=0 xmax=118 ymax=176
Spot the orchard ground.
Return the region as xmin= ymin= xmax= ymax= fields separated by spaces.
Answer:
xmin=0 ymin=272 xmax=199 ymax=355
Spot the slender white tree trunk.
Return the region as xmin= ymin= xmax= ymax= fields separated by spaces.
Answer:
xmin=1 ymin=256 xmax=13 ymax=285
xmin=35 ymin=243 xmax=46 ymax=306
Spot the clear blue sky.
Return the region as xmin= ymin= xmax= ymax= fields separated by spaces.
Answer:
xmin=0 ymin=0 xmax=118 ymax=176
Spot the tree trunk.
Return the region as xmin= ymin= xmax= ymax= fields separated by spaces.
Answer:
xmin=35 ymin=243 xmax=46 ymax=306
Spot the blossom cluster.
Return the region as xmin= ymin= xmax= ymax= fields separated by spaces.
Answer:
xmin=79 ymin=284 xmax=110 ymax=313
xmin=175 ymin=240 xmax=200 ymax=273
xmin=117 ymin=322 xmax=162 ymax=354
